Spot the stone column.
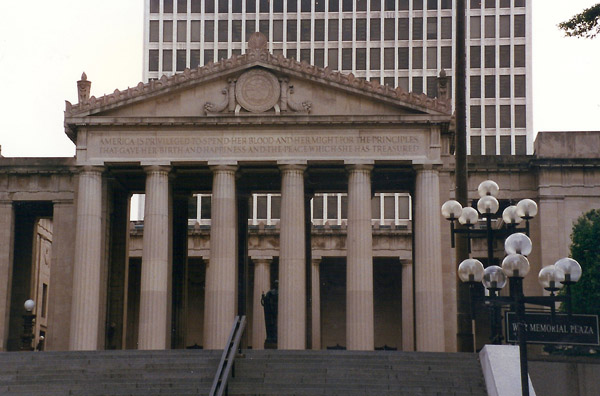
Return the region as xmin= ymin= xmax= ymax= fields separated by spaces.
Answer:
xmin=203 ymin=165 xmax=238 ymax=349
xmin=0 ymin=202 xmax=14 ymax=351
xmin=414 ymin=165 xmax=445 ymax=352
xmin=138 ymin=165 xmax=172 ymax=350
xmin=46 ymin=201 xmax=76 ymax=351
xmin=69 ymin=166 xmax=104 ymax=350
xmin=311 ymin=257 xmax=322 ymax=350
xmin=278 ymin=163 xmax=306 ymax=350
xmin=346 ymin=164 xmax=374 ymax=350
xmin=251 ymin=257 xmax=271 ymax=350
xmin=401 ymin=260 xmax=415 ymax=351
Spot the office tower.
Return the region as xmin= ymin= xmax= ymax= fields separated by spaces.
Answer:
xmin=144 ymin=0 xmax=532 ymax=155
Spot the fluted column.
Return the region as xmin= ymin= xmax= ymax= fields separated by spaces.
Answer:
xmin=401 ymin=260 xmax=415 ymax=351
xmin=311 ymin=257 xmax=322 ymax=350
xmin=278 ymin=163 xmax=306 ymax=349
xmin=203 ymin=165 xmax=238 ymax=349
xmin=138 ymin=165 xmax=172 ymax=350
xmin=251 ymin=257 xmax=271 ymax=350
xmin=70 ymin=166 xmax=104 ymax=350
xmin=414 ymin=165 xmax=445 ymax=351
xmin=346 ymin=164 xmax=374 ymax=350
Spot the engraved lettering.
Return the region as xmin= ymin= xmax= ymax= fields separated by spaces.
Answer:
xmin=90 ymin=131 xmax=427 ymax=161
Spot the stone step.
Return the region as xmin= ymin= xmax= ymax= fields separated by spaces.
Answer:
xmin=234 ymin=362 xmax=482 ymax=375
xmin=227 ymin=383 xmax=483 ymax=396
xmin=228 ymin=350 xmax=488 ymax=396
xmin=0 ymin=350 xmax=219 ymax=396
xmin=0 ymin=349 xmax=488 ymax=396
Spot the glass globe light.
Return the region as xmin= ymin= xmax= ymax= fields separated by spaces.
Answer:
xmin=502 ymin=205 xmax=522 ymax=225
xmin=458 ymin=259 xmax=485 ymax=283
xmin=441 ymin=200 xmax=463 ymax=220
xmin=477 ymin=195 xmax=500 ymax=215
xmin=482 ymin=265 xmax=507 ymax=290
xmin=502 ymin=253 xmax=530 ymax=278
xmin=516 ymin=199 xmax=538 ymax=219
xmin=554 ymin=258 xmax=582 ymax=283
xmin=458 ymin=207 xmax=479 ymax=225
xmin=24 ymin=299 xmax=35 ymax=312
xmin=478 ymin=180 xmax=499 ymax=198
xmin=504 ymin=233 xmax=532 ymax=256
xmin=538 ymin=265 xmax=565 ymax=291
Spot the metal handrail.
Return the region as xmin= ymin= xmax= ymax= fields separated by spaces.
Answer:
xmin=208 ymin=315 xmax=247 ymax=396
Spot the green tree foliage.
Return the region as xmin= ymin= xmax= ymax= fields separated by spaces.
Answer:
xmin=558 ymin=3 xmax=600 ymax=38
xmin=564 ymin=209 xmax=600 ymax=317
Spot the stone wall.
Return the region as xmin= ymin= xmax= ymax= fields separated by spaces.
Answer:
xmin=529 ymin=356 xmax=600 ymax=396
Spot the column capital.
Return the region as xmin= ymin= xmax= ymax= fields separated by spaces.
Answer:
xmin=252 ymin=256 xmax=273 ymax=266
xmin=142 ymin=165 xmax=172 ymax=174
xmin=52 ymin=199 xmax=74 ymax=206
xmin=311 ymin=257 xmax=322 ymax=266
xmin=345 ymin=163 xmax=374 ymax=172
xmin=209 ymin=164 xmax=238 ymax=173
xmin=78 ymin=165 xmax=104 ymax=174
xmin=278 ymin=162 xmax=307 ymax=172
xmin=413 ymin=163 xmax=442 ymax=172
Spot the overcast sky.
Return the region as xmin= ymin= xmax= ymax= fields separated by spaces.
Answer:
xmin=0 ymin=0 xmax=598 ymax=157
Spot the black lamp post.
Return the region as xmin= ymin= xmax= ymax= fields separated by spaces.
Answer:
xmin=442 ymin=180 xmax=539 ymax=345
xmin=442 ymin=180 xmax=538 ymax=266
xmin=21 ymin=299 xmax=36 ymax=351
xmin=457 ymin=233 xmax=582 ymax=396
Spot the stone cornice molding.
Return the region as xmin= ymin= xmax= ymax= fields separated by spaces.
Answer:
xmin=65 ymin=39 xmax=450 ymax=120
xmin=65 ymin=114 xmax=450 ymax=130
xmin=531 ymin=159 xmax=600 ymax=169
xmin=0 ymin=167 xmax=77 ymax=176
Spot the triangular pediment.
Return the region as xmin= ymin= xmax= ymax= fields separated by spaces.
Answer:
xmin=65 ymin=34 xmax=451 ymax=141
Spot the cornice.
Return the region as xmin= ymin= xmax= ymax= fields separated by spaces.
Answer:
xmin=0 ymin=157 xmax=77 ymax=174
xmin=65 ymin=48 xmax=451 ymax=119
xmin=66 ymin=114 xmax=451 ymax=129
xmin=531 ymin=158 xmax=600 ymax=168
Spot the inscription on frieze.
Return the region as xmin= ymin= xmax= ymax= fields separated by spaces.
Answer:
xmin=88 ymin=130 xmax=427 ymax=161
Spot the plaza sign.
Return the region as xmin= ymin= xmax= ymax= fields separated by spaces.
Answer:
xmin=506 ymin=312 xmax=599 ymax=346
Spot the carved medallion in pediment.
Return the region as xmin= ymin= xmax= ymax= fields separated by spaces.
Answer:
xmin=203 ymin=68 xmax=312 ymax=116
xmin=235 ymin=69 xmax=280 ymax=113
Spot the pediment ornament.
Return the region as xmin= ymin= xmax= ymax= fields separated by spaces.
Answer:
xmin=204 ymin=69 xmax=312 ymax=115
xmin=235 ymin=69 xmax=280 ymax=113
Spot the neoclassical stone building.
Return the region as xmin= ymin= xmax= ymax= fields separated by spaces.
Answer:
xmin=1 ymin=35 xmax=599 ymax=354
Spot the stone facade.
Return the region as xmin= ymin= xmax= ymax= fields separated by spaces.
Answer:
xmin=0 ymin=40 xmax=598 ymax=353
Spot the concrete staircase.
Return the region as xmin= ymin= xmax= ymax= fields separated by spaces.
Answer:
xmin=228 ymin=350 xmax=488 ymax=396
xmin=0 ymin=349 xmax=221 ymax=395
xmin=0 ymin=349 xmax=488 ymax=396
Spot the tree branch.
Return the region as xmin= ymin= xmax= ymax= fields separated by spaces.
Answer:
xmin=558 ymin=3 xmax=600 ymax=38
